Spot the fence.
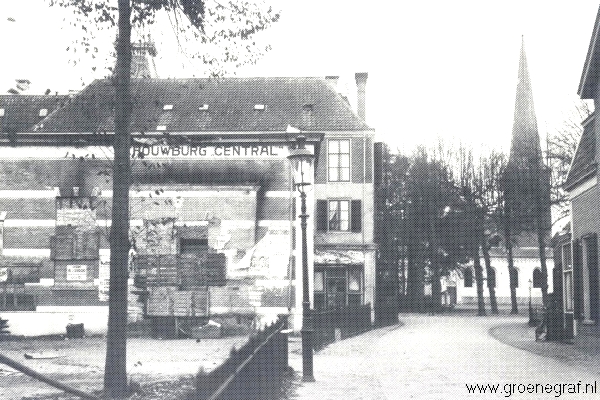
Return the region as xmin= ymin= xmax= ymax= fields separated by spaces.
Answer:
xmin=195 ymin=315 xmax=288 ymax=400
xmin=312 ymin=304 xmax=372 ymax=349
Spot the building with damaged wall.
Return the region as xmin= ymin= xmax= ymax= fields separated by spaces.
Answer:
xmin=0 ymin=74 xmax=376 ymax=335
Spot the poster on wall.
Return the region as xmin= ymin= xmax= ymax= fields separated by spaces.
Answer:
xmin=98 ymin=255 xmax=110 ymax=302
xmin=229 ymin=226 xmax=291 ymax=279
xmin=66 ymin=265 xmax=87 ymax=281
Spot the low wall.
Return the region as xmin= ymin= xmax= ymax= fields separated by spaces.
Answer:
xmin=1 ymin=306 xmax=109 ymax=336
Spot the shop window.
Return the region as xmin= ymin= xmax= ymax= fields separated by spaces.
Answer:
xmin=313 ymin=267 xmax=364 ymax=310
xmin=180 ymin=238 xmax=209 ymax=254
xmin=488 ymin=268 xmax=496 ymax=288
xmin=510 ymin=267 xmax=519 ymax=288
xmin=463 ymin=267 xmax=473 ymax=287
xmin=328 ymin=139 xmax=350 ymax=182
xmin=316 ymin=199 xmax=362 ymax=232
xmin=532 ymin=268 xmax=543 ymax=288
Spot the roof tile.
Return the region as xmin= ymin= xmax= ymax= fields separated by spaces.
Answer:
xmin=564 ymin=114 xmax=596 ymax=189
xmin=35 ymin=77 xmax=371 ymax=133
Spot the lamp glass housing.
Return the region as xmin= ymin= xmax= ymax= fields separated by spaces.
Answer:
xmin=288 ymin=137 xmax=314 ymax=192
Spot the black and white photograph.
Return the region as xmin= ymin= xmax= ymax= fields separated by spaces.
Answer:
xmin=1 ymin=1 xmax=600 ymax=398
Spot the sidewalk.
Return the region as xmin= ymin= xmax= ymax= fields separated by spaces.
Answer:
xmin=286 ymin=324 xmax=402 ymax=400
xmin=489 ymin=321 xmax=600 ymax=374
xmin=286 ymin=314 xmax=600 ymax=400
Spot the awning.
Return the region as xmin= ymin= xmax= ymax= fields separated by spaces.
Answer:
xmin=314 ymin=250 xmax=364 ymax=265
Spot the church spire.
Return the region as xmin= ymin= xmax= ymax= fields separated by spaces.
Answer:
xmin=509 ymin=36 xmax=542 ymax=167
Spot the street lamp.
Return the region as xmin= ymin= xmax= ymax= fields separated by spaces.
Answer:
xmin=287 ymin=134 xmax=315 ymax=382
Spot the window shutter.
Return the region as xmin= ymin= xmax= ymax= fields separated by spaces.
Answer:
xmin=351 ymin=200 xmax=362 ymax=232
xmin=573 ymin=239 xmax=584 ymax=320
xmin=316 ymin=200 xmax=328 ymax=231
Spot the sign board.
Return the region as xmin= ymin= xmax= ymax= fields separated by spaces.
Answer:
xmin=0 ymin=268 xmax=6 ymax=282
xmin=66 ymin=265 xmax=87 ymax=281
xmin=131 ymin=144 xmax=293 ymax=159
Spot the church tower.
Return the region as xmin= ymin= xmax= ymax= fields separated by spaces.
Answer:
xmin=503 ymin=37 xmax=552 ymax=304
xmin=505 ymin=37 xmax=552 ymax=239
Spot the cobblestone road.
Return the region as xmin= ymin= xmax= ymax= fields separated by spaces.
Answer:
xmin=290 ymin=314 xmax=600 ymax=400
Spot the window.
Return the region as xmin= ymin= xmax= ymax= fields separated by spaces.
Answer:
xmin=329 ymin=200 xmax=349 ymax=231
xmin=488 ymin=268 xmax=496 ymax=288
xmin=328 ymin=139 xmax=350 ymax=182
xmin=180 ymin=238 xmax=209 ymax=254
xmin=563 ymin=243 xmax=572 ymax=270
xmin=316 ymin=199 xmax=362 ymax=232
xmin=564 ymin=271 xmax=574 ymax=312
xmin=463 ymin=268 xmax=473 ymax=287
xmin=532 ymin=268 xmax=543 ymax=288
xmin=313 ymin=267 xmax=364 ymax=310
xmin=510 ymin=267 xmax=519 ymax=288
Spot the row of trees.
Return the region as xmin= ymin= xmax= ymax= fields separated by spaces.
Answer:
xmin=376 ymin=108 xmax=586 ymax=317
xmin=377 ymin=143 xmax=507 ymax=316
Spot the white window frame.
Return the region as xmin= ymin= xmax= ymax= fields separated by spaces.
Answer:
xmin=328 ymin=199 xmax=350 ymax=232
xmin=327 ymin=139 xmax=351 ymax=182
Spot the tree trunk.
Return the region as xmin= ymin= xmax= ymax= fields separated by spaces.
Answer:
xmin=431 ymin=266 xmax=442 ymax=314
xmin=473 ymin=241 xmax=486 ymax=316
xmin=104 ymin=1 xmax=132 ymax=398
xmin=429 ymin=218 xmax=442 ymax=313
xmin=406 ymin=242 xmax=424 ymax=312
xmin=504 ymin=218 xmax=519 ymax=314
xmin=536 ymin=220 xmax=549 ymax=305
xmin=481 ymin=237 xmax=499 ymax=314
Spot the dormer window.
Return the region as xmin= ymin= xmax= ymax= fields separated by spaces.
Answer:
xmin=163 ymin=104 xmax=173 ymax=111
xmin=254 ymin=104 xmax=265 ymax=111
xmin=198 ymin=104 xmax=209 ymax=111
xmin=39 ymin=109 xmax=48 ymax=117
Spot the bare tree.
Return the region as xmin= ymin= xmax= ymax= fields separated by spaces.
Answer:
xmin=546 ymin=99 xmax=592 ymax=223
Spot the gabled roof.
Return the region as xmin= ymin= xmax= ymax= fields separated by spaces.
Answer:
xmin=0 ymin=95 xmax=69 ymax=134
xmin=579 ymin=5 xmax=600 ymax=99
xmin=564 ymin=113 xmax=596 ymax=190
xmin=34 ymin=77 xmax=372 ymax=134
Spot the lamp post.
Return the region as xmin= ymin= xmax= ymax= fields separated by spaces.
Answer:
xmin=287 ymin=134 xmax=315 ymax=382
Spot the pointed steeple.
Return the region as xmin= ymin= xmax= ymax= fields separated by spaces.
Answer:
xmin=509 ymin=37 xmax=542 ymax=168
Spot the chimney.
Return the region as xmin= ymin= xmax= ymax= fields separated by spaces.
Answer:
xmin=325 ymin=75 xmax=339 ymax=91
xmin=355 ymin=72 xmax=368 ymax=121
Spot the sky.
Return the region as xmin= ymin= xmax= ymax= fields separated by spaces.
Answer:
xmin=1 ymin=1 xmax=599 ymax=153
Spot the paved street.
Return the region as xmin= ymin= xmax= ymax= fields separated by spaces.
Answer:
xmin=289 ymin=314 xmax=600 ymax=399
